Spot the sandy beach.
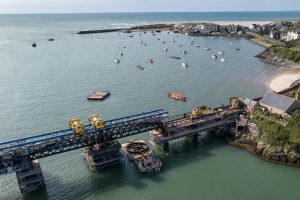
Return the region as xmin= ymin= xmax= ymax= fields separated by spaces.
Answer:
xmin=269 ymin=65 xmax=300 ymax=92
xmin=213 ymin=21 xmax=273 ymax=26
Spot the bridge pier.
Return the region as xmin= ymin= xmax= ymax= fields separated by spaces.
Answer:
xmin=83 ymin=140 xmax=125 ymax=171
xmin=16 ymin=159 xmax=45 ymax=193
xmin=191 ymin=132 xmax=199 ymax=144
xmin=162 ymin=141 xmax=169 ymax=152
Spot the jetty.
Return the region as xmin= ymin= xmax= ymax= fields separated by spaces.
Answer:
xmin=77 ymin=28 xmax=123 ymax=34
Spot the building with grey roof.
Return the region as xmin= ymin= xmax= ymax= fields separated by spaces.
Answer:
xmin=259 ymin=92 xmax=300 ymax=115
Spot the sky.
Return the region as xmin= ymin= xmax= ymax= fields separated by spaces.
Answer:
xmin=0 ymin=0 xmax=299 ymax=14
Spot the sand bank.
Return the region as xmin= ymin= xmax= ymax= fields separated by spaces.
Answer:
xmin=269 ymin=65 xmax=300 ymax=92
xmin=212 ymin=21 xmax=272 ymax=26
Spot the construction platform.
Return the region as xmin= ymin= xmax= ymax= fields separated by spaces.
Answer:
xmin=16 ymin=160 xmax=45 ymax=193
xmin=83 ymin=140 xmax=124 ymax=171
xmin=87 ymin=91 xmax=110 ymax=101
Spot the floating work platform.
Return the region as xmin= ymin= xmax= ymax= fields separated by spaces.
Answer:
xmin=83 ymin=140 xmax=124 ymax=171
xmin=16 ymin=160 xmax=45 ymax=193
xmin=121 ymin=140 xmax=162 ymax=173
xmin=87 ymin=91 xmax=110 ymax=101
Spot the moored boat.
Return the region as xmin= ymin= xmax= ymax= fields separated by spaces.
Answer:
xmin=121 ymin=140 xmax=162 ymax=173
xmin=168 ymin=92 xmax=187 ymax=101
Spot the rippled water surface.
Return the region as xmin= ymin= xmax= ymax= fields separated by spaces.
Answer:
xmin=0 ymin=13 xmax=300 ymax=200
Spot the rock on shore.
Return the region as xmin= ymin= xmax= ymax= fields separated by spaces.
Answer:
xmin=256 ymin=49 xmax=288 ymax=66
xmin=232 ymin=132 xmax=300 ymax=167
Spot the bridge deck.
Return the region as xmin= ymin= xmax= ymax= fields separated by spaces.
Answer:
xmin=0 ymin=109 xmax=167 ymax=152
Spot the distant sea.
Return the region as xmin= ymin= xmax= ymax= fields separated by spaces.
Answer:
xmin=0 ymin=11 xmax=300 ymax=31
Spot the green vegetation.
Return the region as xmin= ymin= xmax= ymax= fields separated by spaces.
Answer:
xmin=297 ymin=87 xmax=300 ymax=100
xmin=251 ymin=111 xmax=300 ymax=152
xmin=269 ymin=45 xmax=300 ymax=62
xmin=253 ymin=34 xmax=282 ymax=46
xmin=293 ymin=20 xmax=300 ymax=30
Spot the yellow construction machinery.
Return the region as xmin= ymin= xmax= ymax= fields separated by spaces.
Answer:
xmin=191 ymin=106 xmax=215 ymax=118
xmin=69 ymin=118 xmax=85 ymax=135
xmin=88 ymin=114 xmax=105 ymax=129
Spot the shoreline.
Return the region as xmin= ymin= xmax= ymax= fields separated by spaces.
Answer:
xmin=268 ymin=65 xmax=300 ymax=92
xmin=226 ymin=139 xmax=300 ymax=168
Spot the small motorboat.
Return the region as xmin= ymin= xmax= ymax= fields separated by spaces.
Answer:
xmin=236 ymin=48 xmax=241 ymax=51
xmin=168 ymin=92 xmax=187 ymax=102
xmin=181 ymin=63 xmax=188 ymax=68
xmin=136 ymin=65 xmax=144 ymax=70
xmin=149 ymin=59 xmax=154 ymax=64
xmin=169 ymin=56 xmax=181 ymax=60
xmin=48 ymin=38 xmax=55 ymax=41
xmin=162 ymin=41 xmax=166 ymax=44
xmin=179 ymin=44 xmax=183 ymax=47
xmin=32 ymin=43 xmax=37 ymax=47
xmin=211 ymin=55 xmax=217 ymax=59
xmin=129 ymin=35 xmax=134 ymax=38
xmin=196 ymin=45 xmax=201 ymax=48
xmin=163 ymin=48 xmax=168 ymax=51
xmin=217 ymin=51 xmax=224 ymax=55
xmin=183 ymin=50 xmax=187 ymax=54
xmin=119 ymin=52 xmax=124 ymax=56
xmin=190 ymin=42 xmax=194 ymax=45
xmin=204 ymin=47 xmax=211 ymax=50
xmin=114 ymin=59 xmax=120 ymax=63
xmin=220 ymin=58 xmax=227 ymax=62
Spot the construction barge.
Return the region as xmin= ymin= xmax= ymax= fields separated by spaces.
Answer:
xmin=87 ymin=91 xmax=110 ymax=101
xmin=121 ymin=140 xmax=162 ymax=173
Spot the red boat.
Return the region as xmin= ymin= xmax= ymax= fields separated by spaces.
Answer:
xmin=168 ymin=92 xmax=187 ymax=102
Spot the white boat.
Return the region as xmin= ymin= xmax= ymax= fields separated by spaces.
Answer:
xmin=204 ymin=47 xmax=211 ymax=50
xmin=220 ymin=58 xmax=227 ymax=62
xmin=183 ymin=50 xmax=187 ymax=54
xmin=114 ymin=59 xmax=120 ymax=63
xmin=229 ymin=42 xmax=232 ymax=46
xmin=185 ymin=33 xmax=189 ymax=36
xmin=217 ymin=51 xmax=224 ymax=55
xmin=211 ymin=55 xmax=217 ymax=59
xmin=171 ymin=37 xmax=175 ymax=42
xmin=163 ymin=48 xmax=168 ymax=51
xmin=181 ymin=63 xmax=188 ymax=68
xmin=191 ymin=37 xmax=195 ymax=40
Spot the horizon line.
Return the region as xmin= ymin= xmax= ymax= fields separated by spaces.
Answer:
xmin=0 ymin=10 xmax=300 ymax=15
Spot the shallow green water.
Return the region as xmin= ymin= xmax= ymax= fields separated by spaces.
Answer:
xmin=0 ymin=14 xmax=299 ymax=200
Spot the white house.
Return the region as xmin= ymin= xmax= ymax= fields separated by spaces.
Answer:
xmin=286 ymin=30 xmax=300 ymax=41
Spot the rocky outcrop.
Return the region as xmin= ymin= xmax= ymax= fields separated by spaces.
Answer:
xmin=256 ymin=49 xmax=289 ymax=66
xmin=232 ymin=132 xmax=300 ymax=167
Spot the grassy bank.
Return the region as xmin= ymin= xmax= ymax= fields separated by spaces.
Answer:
xmin=251 ymin=110 xmax=300 ymax=153
xmin=269 ymin=46 xmax=300 ymax=62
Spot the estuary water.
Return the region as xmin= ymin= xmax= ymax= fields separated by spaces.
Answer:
xmin=0 ymin=12 xmax=300 ymax=200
